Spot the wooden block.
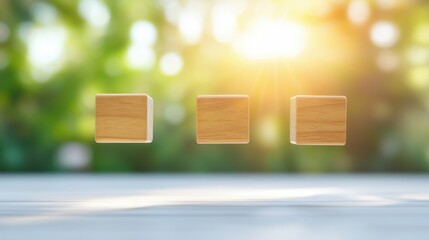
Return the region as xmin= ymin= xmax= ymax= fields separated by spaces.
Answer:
xmin=290 ymin=95 xmax=347 ymax=146
xmin=196 ymin=95 xmax=249 ymax=144
xmin=95 ymin=94 xmax=153 ymax=143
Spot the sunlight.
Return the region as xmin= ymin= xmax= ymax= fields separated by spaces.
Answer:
xmin=234 ymin=19 xmax=307 ymax=60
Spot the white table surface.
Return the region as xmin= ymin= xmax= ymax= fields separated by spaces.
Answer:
xmin=0 ymin=174 xmax=428 ymax=240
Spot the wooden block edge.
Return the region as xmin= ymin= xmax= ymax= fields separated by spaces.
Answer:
xmin=290 ymin=96 xmax=297 ymax=144
xmin=146 ymin=95 xmax=153 ymax=143
xmin=95 ymin=93 xmax=154 ymax=144
xmin=290 ymin=95 xmax=347 ymax=146
xmin=197 ymin=94 xmax=249 ymax=99
xmin=196 ymin=140 xmax=250 ymax=144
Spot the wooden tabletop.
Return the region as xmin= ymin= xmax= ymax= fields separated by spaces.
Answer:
xmin=0 ymin=174 xmax=428 ymax=240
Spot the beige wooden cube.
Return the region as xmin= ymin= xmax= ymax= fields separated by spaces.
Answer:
xmin=196 ymin=95 xmax=249 ymax=144
xmin=95 ymin=94 xmax=153 ymax=143
xmin=290 ymin=95 xmax=347 ymax=146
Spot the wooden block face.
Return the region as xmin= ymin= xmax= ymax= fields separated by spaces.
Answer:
xmin=196 ymin=95 xmax=249 ymax=144
xmin=290 ymin=95 xmax=347 ymax=146
xmin=95 ymin=94 xmax=153 ymax=143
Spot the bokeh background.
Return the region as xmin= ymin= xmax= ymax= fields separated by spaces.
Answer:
xmin=0 ymin=0 xmax=429 ymax=172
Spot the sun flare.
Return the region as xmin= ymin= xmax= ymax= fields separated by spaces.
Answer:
xmin=234 ymin=19 xmax=307 ymax=60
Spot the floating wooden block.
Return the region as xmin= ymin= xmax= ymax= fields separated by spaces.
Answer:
xmin=95 ymin=94 xmax=153 ymax=143
xmin=196 ymin=95 xmax=249 ymax=144
xmin=290 ymin=95 xmax=347 ymax=146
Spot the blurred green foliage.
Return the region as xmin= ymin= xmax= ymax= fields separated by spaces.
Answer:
xmin=1 ymin=0 xmax=429 ymax=172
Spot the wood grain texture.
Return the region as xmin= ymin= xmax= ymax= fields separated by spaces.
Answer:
xmin=290 ymin=95 xmax=347 ymax=146
xmin=95 ymin=94 xmax=153 ymax=143
xmin=196 ymin=95 xmax=249 ymax=144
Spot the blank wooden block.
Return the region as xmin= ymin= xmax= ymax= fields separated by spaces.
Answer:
xmin=290 ymin=95 xmax=347 ymax=146
xmin=196 ymin=95 xmax=249 ymax=144
xmin=95 ymin=94 xmax=153 ymax=143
